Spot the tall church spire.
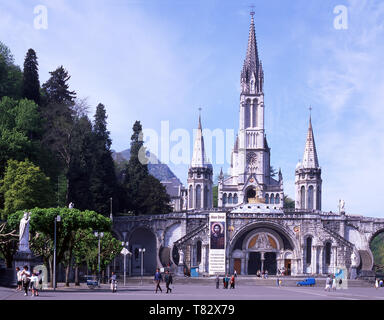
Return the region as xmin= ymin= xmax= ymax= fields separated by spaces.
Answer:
xmin=241 ymin=11 xmax=263 ymax=94
xmin=191 ymin=114 xmax=210 ymax=168
xmin=302 ymin=115 xmax=319 ymax=169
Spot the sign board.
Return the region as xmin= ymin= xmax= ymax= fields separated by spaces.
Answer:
xmin=209 ymin=212 xmax=226 ymax=275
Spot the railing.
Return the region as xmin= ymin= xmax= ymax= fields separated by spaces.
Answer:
xmin=174 ymin=223 xmax=208 ymax=246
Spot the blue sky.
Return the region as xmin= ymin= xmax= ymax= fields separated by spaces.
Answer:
xmin=1 ymin=0 xmax=384 ymax=217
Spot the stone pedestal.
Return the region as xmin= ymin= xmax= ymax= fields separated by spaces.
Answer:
xmin=12 ymin=250 xmax=37 ymax=286
xmin=177 ymin=263 xmax=185 ymax=276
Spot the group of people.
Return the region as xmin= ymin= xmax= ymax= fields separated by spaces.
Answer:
xmin=324 ymin=275 xmax=343 ymax=291
xmin=16 ymin=266 xmax=41 ymax=297
xmin=154 ymin=268 xmax=173 ymax=293
xmin=216 ymin=273 xmax=236 ymax=289
xmin=256 ymin=270 xmax=268 ymax=278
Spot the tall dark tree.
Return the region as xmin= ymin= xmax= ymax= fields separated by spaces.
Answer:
xmin=41 ymin=66 xmax=77 ymax=204
xmin=90 ymin=104 xmax=118 ymax=216
xmin=67 ymin=115 xmax=94 ymax=211
xmin=123 ymin=121 xmax=171 ymax=215
xmin=22 ymin=49 xmax=41 ymax=105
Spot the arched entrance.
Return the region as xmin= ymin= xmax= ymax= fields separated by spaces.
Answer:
xmin=229 ymin=222 xmax=297 ymax=276
xmin=370 ymin=230 xmax=384 ymax=276
xmin=129 ymin=227 xmax=157 ymax=275
xmin=245 ymin=187 xmax=256 ymax=203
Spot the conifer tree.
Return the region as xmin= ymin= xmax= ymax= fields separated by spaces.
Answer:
xmin=89 ymin=104 xmax=118 ymax=216
xmin=22 ymin=49 xmax=41 ymax=105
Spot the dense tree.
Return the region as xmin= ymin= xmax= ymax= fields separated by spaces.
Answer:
xmin=283 ymin=195 xmax=295 ymax=209
xmin=123 ymin=121 xmax=171 ymax=215
xmin=0 ymin=159 xmax=54 ymax=219
xmin=22 ymin=49 xmax=41 ymax=105
xmin=0 ymin=42 xmax=22 ymax=100
xmin=89 ymin=104 xmax=118 ymax=216
xmin=41 ymin=66 xmax=77 ymax=205
xmin=8 ymin=208 xmax=111 ymax=287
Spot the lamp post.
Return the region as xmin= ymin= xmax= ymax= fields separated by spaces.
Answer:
xmin=110 ymin=197 xmax=113 ymax=220
xmin=139 ymin=248 xmax=146 ymax=285
xmin=53 ymin=215 xmax=61 ymax=290
xmin=94 ymin=231 xmax=104 ymax=282
xmin=121 ymin=242 xmax=130 ymax=287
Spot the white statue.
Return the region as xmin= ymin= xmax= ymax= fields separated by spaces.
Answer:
xmin=179 ymin=250 xmax=184 ymax=265
xmin=68 ymin=202 xmax=74 ymax=209
xmin=19 ymin=212 xmax=31 ymax=252
xmin=351 ymin=252 xmax=358 ymax=267
xmin=339 ymin=199 xmax=345 ymax=213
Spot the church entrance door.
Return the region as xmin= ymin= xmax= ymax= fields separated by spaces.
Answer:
xmin=248 ymin=252 xmax=261 ymax=275
xmin=264 ymin=252 xmax=277 ymax=275
xmin=284 ymin=259 xmax=292 ymax=276
xmin=234 ymin=259 xmax=241 ymax=275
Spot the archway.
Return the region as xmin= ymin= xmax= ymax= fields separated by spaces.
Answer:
xmin=370 ymin=230 xmax=384 ymax=276
xmin=129 ymin=227 xmax=157 ymax=275
xmin=245 ymin=187 xmax=256 ymax=203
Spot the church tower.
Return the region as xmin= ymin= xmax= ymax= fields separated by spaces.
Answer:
xmin=295 ymin=115 xmax=322 ymax=211
xmin=218 ymin=11 xmax=284 ymax=208
xmin=187 ymin=115 xmax=213 ymax=210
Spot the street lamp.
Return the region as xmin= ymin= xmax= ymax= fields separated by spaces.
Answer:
xmin=94 ymin=231 xmax=104 ymax=282
xmin=121 ymin=242 xmax=130 ymax=287
xmin=53 ymin=215 xmax=61 ymax=290
xmin=139 ymin=248 xmax=146 ymax=285
xmin=110 ymin=197 xmax=113 ymax=220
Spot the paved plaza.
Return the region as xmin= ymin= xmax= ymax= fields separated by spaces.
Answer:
xmin=1 ymin=282 xmax=383 ymax=301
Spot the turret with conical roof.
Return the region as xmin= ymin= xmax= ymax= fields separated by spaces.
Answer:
xmin=187 ymin=114 xmax=213 ymax=210
xmin=295 ymin=113 xmax=322 ymax=211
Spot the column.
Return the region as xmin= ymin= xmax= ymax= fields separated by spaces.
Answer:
xmin=319 ymin=247 xmax=324 ymax=275
xmin=311 ymin=246 xmax=317 ymax=274
xmin=245 ymin=252 xmax=249 ymax=275
xmin=331 ymin=246 xmax=337 ymax=275
xmin=241 ymin=258 xmax=245 ymax=275
xmin=260 ymin=252 xmax=265 ymax=273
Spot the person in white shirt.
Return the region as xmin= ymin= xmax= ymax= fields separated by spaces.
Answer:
xmin=30 ymin=273 xmax=39 ymax=296
xmin=20 ymin=266 xmax=31 ymax=296
xmin=15 ymin=267 xmax=23 ymax=291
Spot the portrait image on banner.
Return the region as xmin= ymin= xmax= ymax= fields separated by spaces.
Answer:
xmin=210 ymin=221 xmax=225 ymax=250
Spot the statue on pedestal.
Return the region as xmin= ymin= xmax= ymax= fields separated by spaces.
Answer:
xmin=339 ymin=199 xmax=345 ymax=214
xmin=19 ymin=212 xmax=31 ymax=253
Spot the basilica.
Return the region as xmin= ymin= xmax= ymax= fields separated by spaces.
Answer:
xmin=112 ymin=13 xmax=384 ymax=279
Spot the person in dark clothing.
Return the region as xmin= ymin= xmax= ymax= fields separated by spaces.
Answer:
xmin=164 ymin=270 xmax=173 ymax=293
xmin=154 ymin=268 xmax=163 ymax=293
xmin=215 ymin=275 xmax=220 ymax=289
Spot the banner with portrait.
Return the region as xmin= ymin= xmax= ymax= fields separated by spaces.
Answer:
xmin=209 ymin=212 xmax=226 ymax=275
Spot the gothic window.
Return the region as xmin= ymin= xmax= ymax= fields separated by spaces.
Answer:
xmin=308 ymin=186 xmax=314 ymax=210
xmin=245 ymin=101 xmax=251 ymax=128
xmin=270 ymin=194 xmax=275 ymax=204
xmin=223 ymin=193 xmax=227 ymax=205
xmin=300 ymin=186 xmax=305 ymax=209
xmin=204 ymin=186 xmax=209 ymax=208
xmin=233 ymin=194 xmax=238 ymax=204
xmin=252 ymin=102 xmax=257 ymax=127
xmin=325 ymin=242 xmax=331 ymax=265
xmin=228 ymin=194 xmax=233 ymax=204
xmin=306 ymin=237 xmax=312 ymax=264
xmin=196 ymin=185 xmax=202 ymax=209
xmin=275 ymin=194 xmax=280 ymax=204
xmin=189 ymin=185 xmax=193 ymax=209
xmin=265 ymin=194 xmax=269 ymax=204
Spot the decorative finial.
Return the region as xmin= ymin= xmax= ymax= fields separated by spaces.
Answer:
xmin=198 ymin=107 xmax=202 ymax=130
xmin=249 ymin=4 xmax=255 ymax=17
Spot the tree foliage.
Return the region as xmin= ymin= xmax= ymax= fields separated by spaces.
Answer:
xmin=22 ymin=49 xmax=41 ymax=105
xmin=0 ymin=159 xmax=54 ymax=219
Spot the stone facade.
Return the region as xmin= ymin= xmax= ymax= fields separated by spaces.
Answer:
xmin=112 ymin=13 xmax=383 ymax=279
